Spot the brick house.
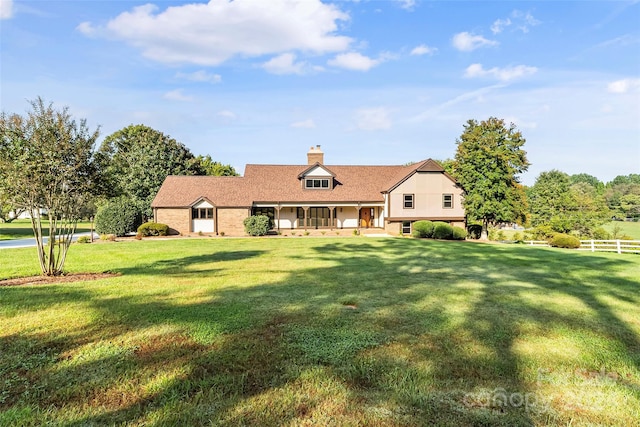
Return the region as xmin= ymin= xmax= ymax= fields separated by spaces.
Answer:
xmin=151 ymin=146 xmax=465 ymax=236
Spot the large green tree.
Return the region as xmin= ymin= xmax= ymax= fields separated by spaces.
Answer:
xmin=604 ymin=174 xmax=640 ymax=219
xmin=453 ymin=117 xmax=530 ymax=239
xmin=0 ymin=98 xmax=101 ymax=276
xmin=97 ymin=124 xmax=204 ymax=218
xmin=528 ymin=170 xmax=609 ymax=236
xmin=195 ymin=154 xmax=238 ymax=176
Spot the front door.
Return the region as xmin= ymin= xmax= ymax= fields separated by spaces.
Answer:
xmin=360 ymin=208 xmax=372 ymax=228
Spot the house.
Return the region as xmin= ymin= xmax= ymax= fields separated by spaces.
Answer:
xmin=151 ymin=146 xmax=465 ymax=236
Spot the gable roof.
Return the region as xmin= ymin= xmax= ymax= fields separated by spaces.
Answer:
xmin=384 ymin=159 xmax=458 ymax=193
xmin=297 ymin=163 xmax=336 ymax=178
xmin=151 ymin=158 xmax=455 ymax=208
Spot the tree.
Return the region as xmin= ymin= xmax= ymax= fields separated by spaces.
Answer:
xmin=195 ymin=154 xmax=238 ymax=176
xmin=528 ymin=170 xmax=575 ymax=232
xmin=570 ymin=173 xmax=604 ymax=193
xmin=529 ymin=170 xmax=609 ymax=236
xmin=453 ymin=117 xmax=530 ymax=239
xmin=97 ymin=125 xmax=204 ymax=218
xmin=0 ymin=98 xmax=100 ymax=276
xmin=604 ymin=174 xmax=640 ymax=219
xmin=434 ymin=158 xmax=455 ymax=176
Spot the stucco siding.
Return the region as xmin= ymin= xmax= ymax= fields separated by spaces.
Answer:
xmin=277 ymin=209 xmax=297 ymax=229
xmin=389 ymin=172 xmax=464 ymax=219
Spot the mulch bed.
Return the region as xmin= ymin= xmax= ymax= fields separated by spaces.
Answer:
xmin=0 ymin=272 xmax=120 ymax=287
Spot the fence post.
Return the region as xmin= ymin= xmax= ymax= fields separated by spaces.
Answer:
xmin=591 ymin=240 xmax=595 ymax=252
xmin=617 ymin=240 xmax=621 ymax=254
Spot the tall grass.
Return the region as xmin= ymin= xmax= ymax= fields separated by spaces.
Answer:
xmin=1 ymin=238 xmax=639 ymax=426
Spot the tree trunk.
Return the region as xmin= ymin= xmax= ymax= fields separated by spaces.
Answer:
xmin=480 ymin=220 xmax=489 ymax=240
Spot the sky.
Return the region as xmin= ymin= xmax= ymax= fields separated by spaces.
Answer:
xmin=1 ymin=0 xmax=639 ymax=185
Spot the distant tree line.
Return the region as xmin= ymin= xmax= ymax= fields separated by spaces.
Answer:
xmin=436 ymin=118 xmax=639 ymax=240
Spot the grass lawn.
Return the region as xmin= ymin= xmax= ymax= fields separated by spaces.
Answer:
xmin=1 ymin=237 xmax=639 ymax=426
xmin=603 ymin=221 xmax=640 ymax=240
xmin=0 ymin=220 xmax=93 ymax=241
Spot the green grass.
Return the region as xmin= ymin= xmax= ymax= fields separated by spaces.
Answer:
xmin=603 ymin=221 xmax=640 ymax=239
xmin=0 ymin=220 xmax=93 ymax=240
xmin=1 ymin=237 xmax=639 ymax=426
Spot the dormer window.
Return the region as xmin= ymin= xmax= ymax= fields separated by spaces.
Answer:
xmin=306 ymin=178 xmax=330 ymax=189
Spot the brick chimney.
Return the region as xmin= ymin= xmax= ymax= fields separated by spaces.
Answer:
xmin=307 ymin=145 xmax=324 ymax=165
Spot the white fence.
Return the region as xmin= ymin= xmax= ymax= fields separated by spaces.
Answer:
xmin=524 ymin=240 xmax=640 ymax=254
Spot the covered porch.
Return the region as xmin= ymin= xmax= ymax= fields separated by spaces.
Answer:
xmin=252 ymin=203 xmax=385 ymax=231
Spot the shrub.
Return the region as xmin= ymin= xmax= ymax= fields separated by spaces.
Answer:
xmin=100 ymin=234 xmax=116 ymax=241
xmin=412 ymin=220 xmax=434 ymax=238
xmin=467 ymin=224 xmax=482 ymax=240
xmin=76 ymin=235 xmax=91 ymax=244
xmin=591 ymin=227 xmax=611 ymax=240
xmin=95 ymin=198 xmax=142 ymax=237
xmin=529 ymin=225 xmax=556 ymax=240
xmin=512 ymin=232 xmax=524 ymax=243
xmin=137 ymin=222 xmax=169 ymax=237
xmin=432 ymin=222 xmax=453 ymax=240
xmin=219 ymin=231 xmax=225 ymax=237
xmin=452 ymin=226 xmax=467 ymax=240
xmin=550 ymin=233 xmax=581 ymax=249
xmin=496 ymin=230 xmax=506 ymax=241
xmin=352 ymin=229 xmax=359 ymax=236
xmin=243 ymin=215 xmax=270 ymax=236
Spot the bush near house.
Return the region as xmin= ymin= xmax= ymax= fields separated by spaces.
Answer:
xmin=243 ymin=215 xmax=270 ymax=236
xmin=137 ymin=222 xmax=169 ymax=237
xmin=95 ymin=198 xmax=142 ymax=237
xmin=433 ymin=222 xmax=453 ymax=239
xmin=452 ymin=226 xmax=467 ymax=240
xmin=550 ymin=233 xmax=581 ymax=249
xmin=412 ymin=220 xmax=434 ymax=238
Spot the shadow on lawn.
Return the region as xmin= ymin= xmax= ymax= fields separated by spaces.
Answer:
xmin=1 ymin=240 xmax=639 ymax=425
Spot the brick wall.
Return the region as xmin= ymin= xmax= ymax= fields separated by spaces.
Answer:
xmin=385 ymin=221 xmax=401 ymax=235
xmin=156 ymin=208 xmax=190 ymax=235
xmin=217 ymin=208 xmax=250 ymax=236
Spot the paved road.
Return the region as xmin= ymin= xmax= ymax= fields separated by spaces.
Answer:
xmin=0 ymin=232 xmax=97 ymax=250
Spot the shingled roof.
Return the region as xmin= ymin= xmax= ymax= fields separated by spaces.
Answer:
xmin=151 ymin=159 xmax=448 ymax=208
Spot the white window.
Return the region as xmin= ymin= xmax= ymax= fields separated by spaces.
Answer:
xmin=443 ymin=194 xmax=453 ymax=209
xmin=402 ymin=221 xmax=411 ymax=234
xmin=403 ymin=194 xmax=414 ymax=209
xmin=305 ymin=178 xmax=330 ymax=189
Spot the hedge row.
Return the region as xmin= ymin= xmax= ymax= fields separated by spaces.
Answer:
xmin=412 ymin=220 xmax=466 ymax=240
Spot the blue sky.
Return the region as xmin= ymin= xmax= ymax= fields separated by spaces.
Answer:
xmin=1 ymin=0 xmax=639 ymax=185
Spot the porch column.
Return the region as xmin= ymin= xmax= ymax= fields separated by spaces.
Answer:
xmin=328 ymin=206 xmax=335 ymax=230
xmin=302 ymin=206 xmax=309 ymax=230
xmin=275 ymin=205 xmax=281 ymax=231
xmin=357 ymin=204 xmax=361 ymax=231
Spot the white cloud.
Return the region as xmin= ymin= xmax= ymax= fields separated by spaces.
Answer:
xmin=0 ymin=0 xmax=13 ymax=20
xmin=513 ymin=10 xmax=541 ymax=33
xmin=464 ymin=63 xmax=538 ymax=81
xmin=262 ymin=53 xmax=307 ymax=75
xmin=490 ymin=11 xmax=540 ymax=35
xmin=80 ymin=0 xmax=351 ymax=66
xmin=291 ymin=119 xmax=316 ymax=129
xmin=452 ymin=32 xmax=498 ymax=52
xmin=328 ymin=52 xmax=382 ymax=71
xmin=396 ymin=0 xmax=416 ymax=11
xmin=176 ymin=70 xmax=222 ymax=83
xmin=76 ymin=21 xmax=97 ymax=36
xmin=355 ymin=107 xmax=391 ymax=131
xmin=217 ymin=110 xmax=236 ymax=119
xmin=607 ymin=78 xmax=640 ymax=94
xmin=410 ymin=44 xmax=437 ymax=56
xmin=163 ymin=89 xmax=194 ymax=102
xmin=491 ymin=18 xmax=511 ymax=34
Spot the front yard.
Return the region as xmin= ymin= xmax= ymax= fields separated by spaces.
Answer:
xmin=1 ymin=237 xmax=639 ymax=426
